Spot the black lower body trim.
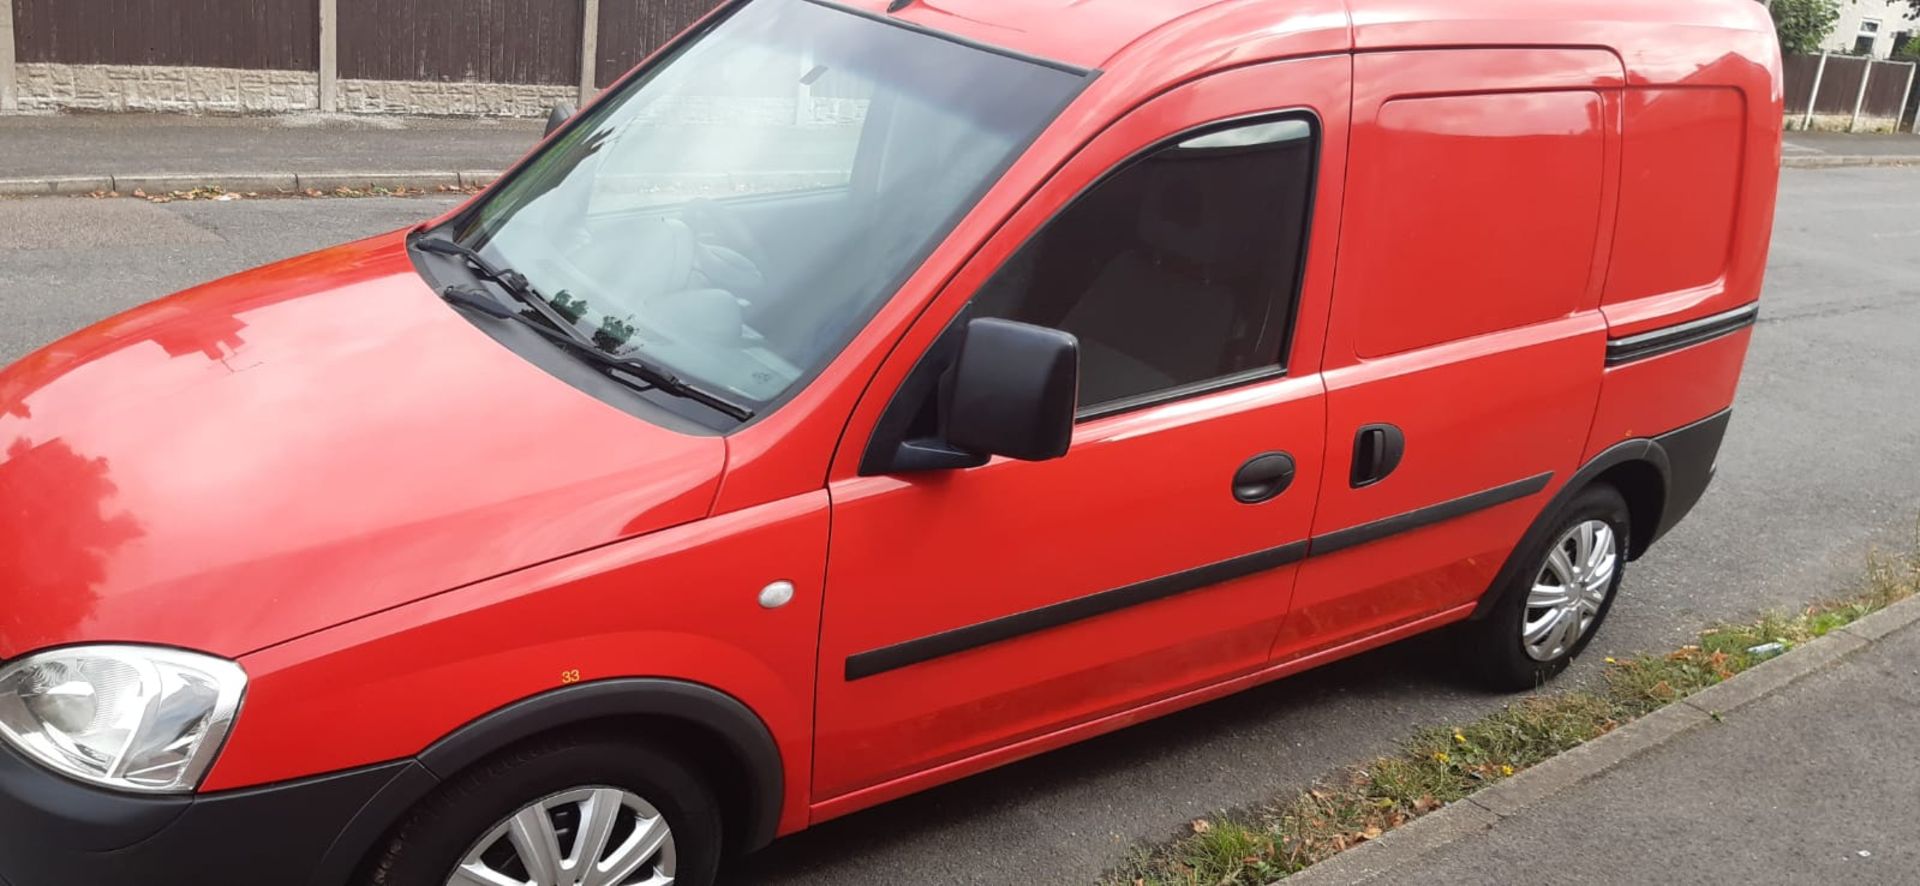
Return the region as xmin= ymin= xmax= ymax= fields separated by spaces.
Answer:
xmin=1649 ymin=408 xmax=1732 ymax=545
xmin=845 ymin=472 xmax=1555 ymax=681
xmin=1605 ymin=302 xmax=1759 ymax=366
xmin=845 ymin=540 xmax=1310 ymax=681
xmin=1310 ymin=473 xmax=1554 ymax=557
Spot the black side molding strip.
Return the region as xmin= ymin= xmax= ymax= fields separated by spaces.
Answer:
xmin=845 ymin=472 xmax=1556 ymax=681
xmin=845 ymin=541 xmax=1310 ymax=681
xmin=1310 ymin=472 xmax=1554 ymax=557
xmin=1605 ymin=302 xmax=1759 ymax=367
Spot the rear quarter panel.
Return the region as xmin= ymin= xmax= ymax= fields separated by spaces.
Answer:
xmin=1586 ymin=9 xmax=1779 ymax=449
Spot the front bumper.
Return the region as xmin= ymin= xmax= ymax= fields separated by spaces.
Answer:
xmin=0 ymin=741 xmax=419 ymax=886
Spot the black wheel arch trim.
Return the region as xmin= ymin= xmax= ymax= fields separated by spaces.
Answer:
xmin=1466 ymin=422 xmax=1712 ymax=622
xmin=308 ymin=678 xmax=786 ymax=884
xmin=416 ymin=678 xmax=786 ymax=850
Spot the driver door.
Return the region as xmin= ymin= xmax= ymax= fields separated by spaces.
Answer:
xmin=810 ymin=56 xmax=1352 ymax=806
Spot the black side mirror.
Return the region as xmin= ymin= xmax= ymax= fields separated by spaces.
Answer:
xmin=544 ymin=103 xmax=576 ymax=137
xmin=945 ymin=318 xmax=1079 ymax=462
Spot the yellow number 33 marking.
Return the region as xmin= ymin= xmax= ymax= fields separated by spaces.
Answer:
xmin=560 ymin=669 xmax=582 ymax=685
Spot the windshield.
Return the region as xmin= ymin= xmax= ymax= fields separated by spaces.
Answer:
xmin=449 ymin=0 xmax=1085 ymax=422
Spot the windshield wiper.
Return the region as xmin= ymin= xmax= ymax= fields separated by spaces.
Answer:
xmin=415 ymin=235 xmax=551 ymax=315
xmin=414 ymin=235 xmax=756 ymax=422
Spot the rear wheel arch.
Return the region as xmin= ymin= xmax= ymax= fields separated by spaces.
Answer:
xmin=1470 ymin=439 xmax=1671 ymax=621
xmin=1591 ymin=458 xmax=1666 ymax=559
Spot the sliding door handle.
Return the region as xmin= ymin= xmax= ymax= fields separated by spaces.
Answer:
xmin=1351 ymin=423 xmax=1405 ymax=488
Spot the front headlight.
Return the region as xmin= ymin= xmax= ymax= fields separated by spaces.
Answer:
xmin=0 ymin=645 xmax=246 ymax=793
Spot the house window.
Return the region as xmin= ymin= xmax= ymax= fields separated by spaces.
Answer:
xmin=1856 ymin=19 xmax=1883 ymax=55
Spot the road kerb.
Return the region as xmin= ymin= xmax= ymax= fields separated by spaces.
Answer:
xmin=2 ymin=170 xmax=502 ymax=197
xmin=113 ymin=173 xmax=299 ymax=195
xmin=0 ymin=175 xmax=112 ymax=195
xmin=1836 ymin=591 xmax=1920 ymax=641
xmin=1277 ymin=593 xmax=1920 ymax=886
xmin=1783 ymin=154 xmax=1920 ymax=169
xmin=296 ymin=171 xmax=463 ymax=191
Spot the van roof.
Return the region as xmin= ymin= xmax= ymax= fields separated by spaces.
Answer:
xmin=831 ymin=0 xmax=1240 ymax=69
xmin=834 ymin=0 xmax=1775 ymax=73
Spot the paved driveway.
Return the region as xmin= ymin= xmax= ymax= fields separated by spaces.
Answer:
xmin=1 ymin=167 xmax=1916 ymax=884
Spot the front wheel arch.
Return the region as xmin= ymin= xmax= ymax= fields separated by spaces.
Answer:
xmin=314 ymin=679 xmax=784 ymax=886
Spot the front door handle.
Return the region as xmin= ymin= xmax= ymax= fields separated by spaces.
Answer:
xmin=1351 ymin=423 xmax=1405 ymax=488
xmin=1233 ymin=452 xmax=1296 ymax=504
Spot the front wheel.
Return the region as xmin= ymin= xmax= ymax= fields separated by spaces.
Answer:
xmin=1467 ymin=483 xmax=1629 ymax=690
xmin=364 ymin=735 xmax=723 ymax=886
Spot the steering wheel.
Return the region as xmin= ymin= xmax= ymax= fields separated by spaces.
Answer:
xmin=681 ymin=198 xmax=769 ymax=303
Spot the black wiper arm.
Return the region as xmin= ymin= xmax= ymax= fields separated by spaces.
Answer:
xmin=416 ymin=236 xmax=596 ymax=347
xmin=420 ymin=239 xmax=755 ymax=421
xmin=414 ymin=236 xmax=542 ymax=305
xmin=440 ymin=283 xmax=515 ymax=318
xmin=500 ymin=311 xmax=758 ymax=422
xmin=416 ymin=233 xmax=623 ymax=364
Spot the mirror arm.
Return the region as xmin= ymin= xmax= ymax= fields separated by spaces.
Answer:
xmin=886 ymin=438 xmax=989 ymax=474
xmin=544 ymin=103 xmax=577 ymax=138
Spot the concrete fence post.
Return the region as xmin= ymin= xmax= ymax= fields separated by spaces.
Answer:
xmin=1 ymin=0 xmax=18 ymax=114
xmin=1803 ymin=51 xmax=1829 ymax=130
xmin=580 ymin=0 xmax=600 ymax=106
xmin=318 ymin=0 xmax=338 ymax=113
xmin=1899 ymin=61 xmax=1918 ymax=135
xmin=1849 ymin=57 xmax=1873 ymax=132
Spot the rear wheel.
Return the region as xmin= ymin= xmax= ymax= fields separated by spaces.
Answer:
xmin=365 ymin=735 xmax=722 ymax=886
xmin=1467 ymin=483 xmax=1629 ymax=690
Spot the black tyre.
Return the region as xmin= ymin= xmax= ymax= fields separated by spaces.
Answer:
xmin=365 ymin=734 xmax=723 ymax=886
xmin=1467 ymin=483 xmax=1630 ymax=691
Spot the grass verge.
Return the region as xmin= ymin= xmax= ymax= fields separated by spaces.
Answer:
xmin=1105 ymin=530 xmax=1920 ymax=886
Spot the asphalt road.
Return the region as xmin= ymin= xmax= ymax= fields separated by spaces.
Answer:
xmin=1 ymin=167 xmax=1917 ymax=884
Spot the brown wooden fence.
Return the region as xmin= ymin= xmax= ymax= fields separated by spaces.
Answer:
xmin=597 ymin=0 xmax=715 ymax=88
xmin=13 ymin=0 xmax=318 ymax=71
xmin=1782 ymin=53 xmax=1824 ymax=116
xmin=1783 ymin=52 xmax=1920 ymax=131
xmin=1865 ymin=59 xmax=1917 ymax=122
xmin=340 ymin=0 xmax=586 ymax=85
xmin=3 ymin=0 xmax=721 ymax=114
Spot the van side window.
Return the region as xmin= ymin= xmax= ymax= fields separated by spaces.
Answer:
xmin=972 ymin=116 xmax=1317 ymax=415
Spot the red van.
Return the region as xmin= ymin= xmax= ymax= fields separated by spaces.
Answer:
xmin=0 ymin=1 xmax=1781 ymax=884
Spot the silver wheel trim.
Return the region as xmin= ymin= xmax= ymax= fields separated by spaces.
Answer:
xmin=1520 ymin=519 xmax=1619 ymax=663
xmin=449 ymin=786 xmax=676 ymax=886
